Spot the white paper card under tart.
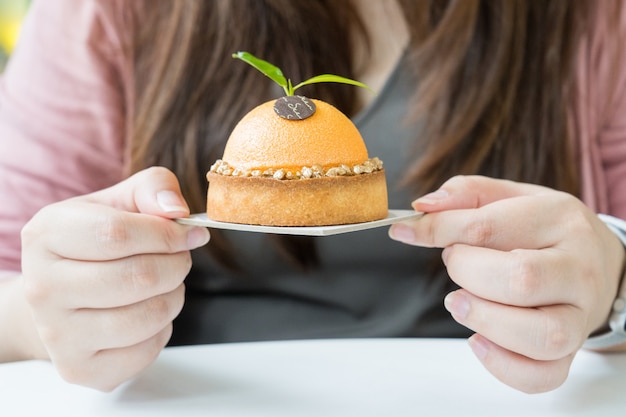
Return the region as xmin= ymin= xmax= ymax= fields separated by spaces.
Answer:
xmin=175 ymin=209 xmax=423 ymax=236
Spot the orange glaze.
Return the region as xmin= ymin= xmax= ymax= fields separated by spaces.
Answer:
xmin=222 ymin=99 xmax=369 ymax=172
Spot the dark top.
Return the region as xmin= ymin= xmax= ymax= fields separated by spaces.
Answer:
xmin=171 ymin=52 xmax=471 ymax=345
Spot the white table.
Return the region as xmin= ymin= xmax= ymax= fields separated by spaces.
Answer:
xmin=1 ymin=338 xmax=625 ymax=416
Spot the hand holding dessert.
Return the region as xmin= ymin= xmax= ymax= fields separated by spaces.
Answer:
xmin=389 ymin=175 xmax=626 ymax=393
xmin=19 ymin=167 xmax=210 ymax=391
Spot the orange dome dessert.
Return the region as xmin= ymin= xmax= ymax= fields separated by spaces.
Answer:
xmin=223 ymin=99 xmax=368 ymax=172
xmin=205 ymin=52 xmax=388 ymax=227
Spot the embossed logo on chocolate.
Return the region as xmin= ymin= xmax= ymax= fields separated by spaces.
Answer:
xmin=273 ymin=96 xmax=316 ymax=120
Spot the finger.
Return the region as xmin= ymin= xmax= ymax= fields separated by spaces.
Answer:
xmin=75 ymin=284 xmax=185 ymax=351
xmin=86 ymin=166 xmax=191 ymax=219
xmin=53 ymin=324 xmax=173 ymax=392
xmin=30 ymin=251 xmax=191 ymax=309
xmin=411 ymin=175 xmax=549 ymax=213
xmin=390 ymin=194 xmax=568 ymax=250
xmin=445 ymin=289 xmax=586 ymax=361
xmin=442 ymin=244 xmax=581 ymax=307
xmin=24 ymin=202 xmax=210 ymax=261
xmin=468 ymin=334 xmax=574 ymax=394
xmin=37 ymin=285 xmax=184 ymax=360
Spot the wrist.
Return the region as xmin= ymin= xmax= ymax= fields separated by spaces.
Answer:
xmin=0 ymin=274 xmax=48 ymax=362
xmin=584 ymin=215 xmax=626 ymax=350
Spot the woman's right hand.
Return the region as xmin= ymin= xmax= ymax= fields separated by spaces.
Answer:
xmin=20 ymin=167 xmax=210 ymax=391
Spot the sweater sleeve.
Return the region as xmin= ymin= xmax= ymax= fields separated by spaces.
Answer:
xmin=600 ymin=6 xmax=626 ymax=220
xmin=0 ymin=0 xmax=129 ymax=274
xmin=574 ymin=2 xmax=626 ymax=220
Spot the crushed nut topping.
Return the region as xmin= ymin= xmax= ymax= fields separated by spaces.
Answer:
xmin=209 ymin=157 xmax=383 ymax=180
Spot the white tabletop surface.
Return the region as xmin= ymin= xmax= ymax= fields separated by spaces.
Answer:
xmin=1 ymin=338 xmax=625 ymax=417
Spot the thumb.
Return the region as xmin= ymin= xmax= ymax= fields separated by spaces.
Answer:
xmin=411 ymin=175 xmax=549 ymax=213
xmin=86 ymin=166 xmax=191 ymax=218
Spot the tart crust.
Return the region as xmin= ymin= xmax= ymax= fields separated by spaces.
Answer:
xmin=206 ymin=170 xmax=388 ymax=226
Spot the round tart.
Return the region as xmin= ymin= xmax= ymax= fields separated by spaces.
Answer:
xmin=206 ymin=51 xmax=388 ymax=227
xmin=206 ymin=98 xmax=388 ymax=226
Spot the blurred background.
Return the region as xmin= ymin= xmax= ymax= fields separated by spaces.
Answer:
xmin=0 ymin=0 xmax=31 ymax=72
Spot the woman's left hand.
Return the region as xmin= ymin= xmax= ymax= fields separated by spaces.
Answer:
xmin=389 ymin=175 xmax=625 ymax=393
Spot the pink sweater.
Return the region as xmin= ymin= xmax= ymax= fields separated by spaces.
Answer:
xmin=1 ymin=0 xmax=626 ymax=274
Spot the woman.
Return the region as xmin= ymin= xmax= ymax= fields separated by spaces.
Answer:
xmin=0 ymin=0 xmax=625 ymax=393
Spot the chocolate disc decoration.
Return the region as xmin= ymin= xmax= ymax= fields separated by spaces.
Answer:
xmin=274 ymin=95 xmax=316 ymax=120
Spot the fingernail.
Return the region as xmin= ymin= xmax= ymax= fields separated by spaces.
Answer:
xmin=414 ymin=189 xmax=449 ymax=205
xmin=389 ymin=223 xmax=416 ymax=243
xmin=157 ymin=190 xmax=189 ymax=213
xmin=468 ymin=335 xmax=490 ymax=361
xmin=444 ymin=291 xmax=470 ymax=320
xmin=187 ymin=227 xmax=210 ymax=248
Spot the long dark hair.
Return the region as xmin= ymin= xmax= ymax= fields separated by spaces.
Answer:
xmin=120 ymin=0 xmax=611 ymax=268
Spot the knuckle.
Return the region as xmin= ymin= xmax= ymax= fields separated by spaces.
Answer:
xmin=20 ymin=206 xmax=51 ymax=246
xmin=20 ymin=220 xmax=38 ymax=247
xmin=510 ymin=255 xmax=542 ymax=300
xmin=462 ymin=216 xmax=495 ymax=246
xmin=126 ymin=252 xmax=191 ymax=294
xmin=144 ymin=295 xmax=173 ymax=324
xmin=142 ymin=166 xmax=174 ymax=181
xmin=180 ymin=250 xmax=193 ymax=275
xmin=446 ymin=175 xmax=485 ymax=194
xmin=169 ymin=251 xmax=192 ymax=283
xmin=422 ymin=216 xmax=438 ymax=247
xmin=157 ymin=323 xmax=174 ymax=346
xmin=173 ymin=284 xmax=186 ymax=314
xmin=446 ymin=174 xmax=474 ymax=189
xmin=538 ymin=315 xmax=576 ymax=357
xmin=554 ymin=197 xmax=598 ymax=240
xmin=163 ymin=223 xmax=184 ymax=253
xmin=562 ymin=208 xmax=594 ymax=236
xmin=22 ymin=278 xmax=49 ymax=306
xmin=94 ymin=212 xmax=130 ymax=254
xmin=127 ymin=256 xmax=160 ymax=292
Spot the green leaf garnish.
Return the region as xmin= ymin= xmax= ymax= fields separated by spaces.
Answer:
xmin=232 ymin=51 xmax=288 ymax=94
xmin=292 ymin=74 xmax=374 ymax=94
xmin=232 ymin=51 xmax=374 ymax=96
